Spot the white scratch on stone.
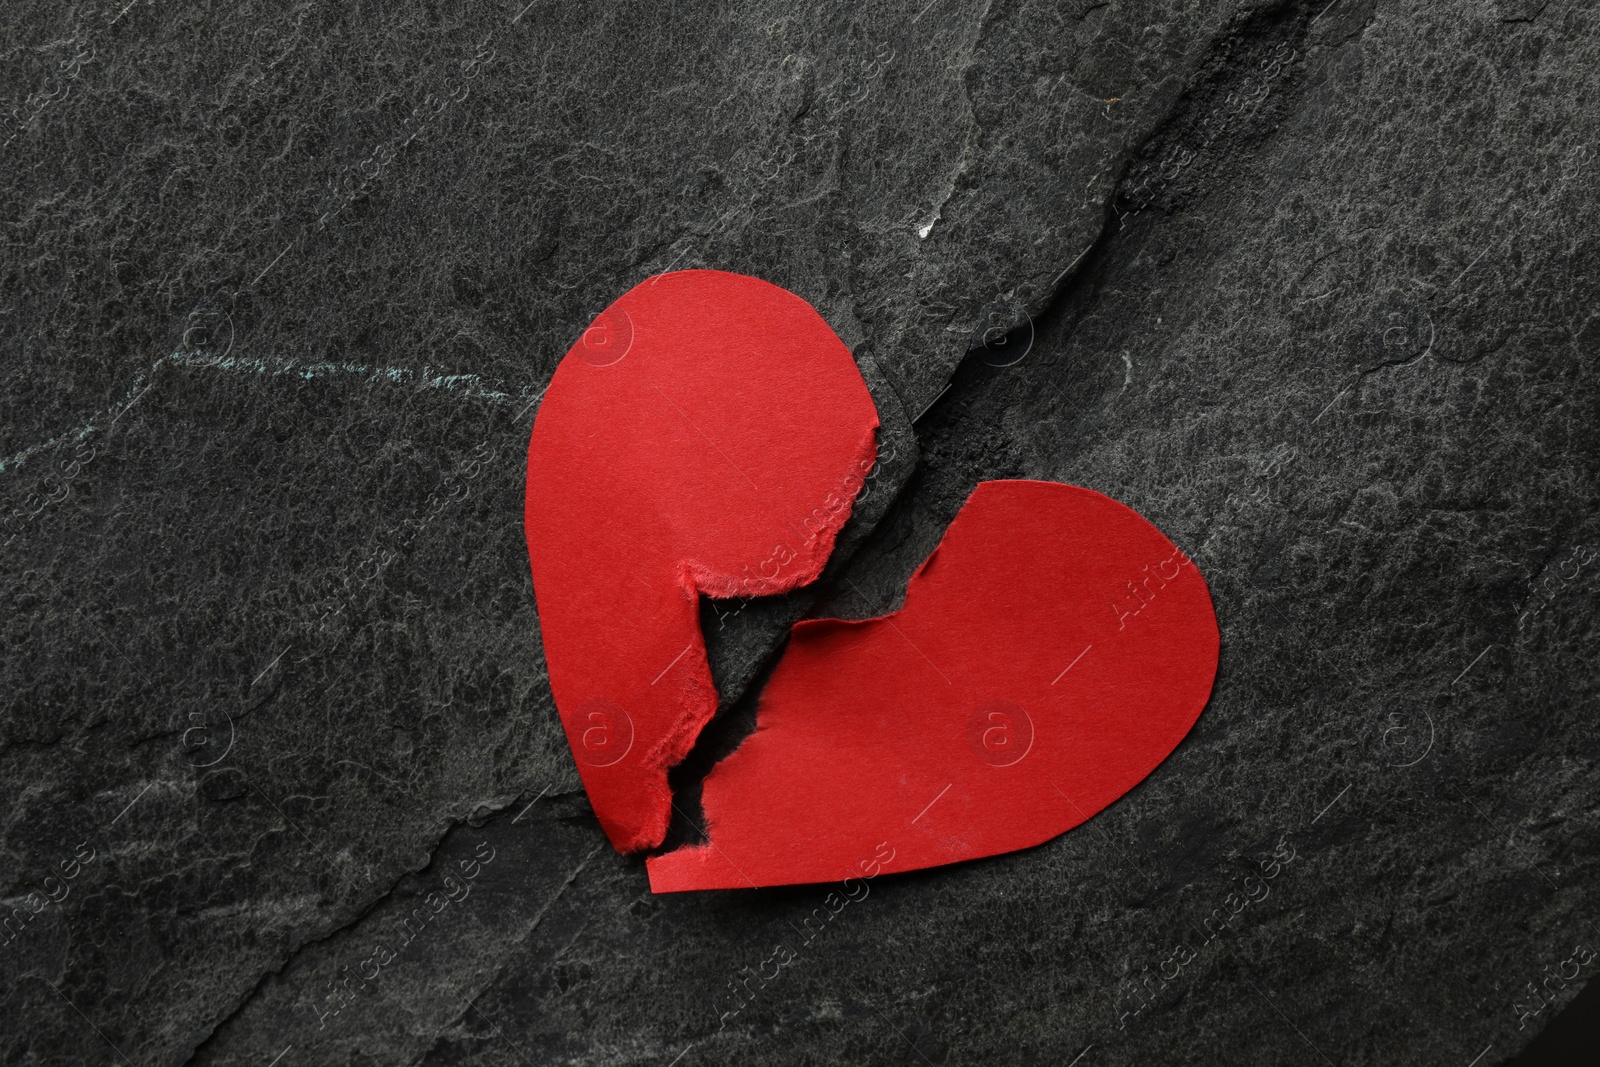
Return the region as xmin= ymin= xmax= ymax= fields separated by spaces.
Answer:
xmin=2 ymin=350 xmax=545 ymax=479
xmin=109 ymin=782 xmax=153 ymax=826
xmin=1451 ymin=645 xmax=1494 ymax=687
xmin=1311 ymin=783 xmax=1350 ymax=825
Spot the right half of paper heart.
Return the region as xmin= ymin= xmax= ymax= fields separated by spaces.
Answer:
xmin=647 ymin=479 xmax=1221 ymax=892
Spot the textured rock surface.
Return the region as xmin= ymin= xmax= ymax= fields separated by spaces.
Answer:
xmin=2 ymin=0 xmax=1595 ymax=1064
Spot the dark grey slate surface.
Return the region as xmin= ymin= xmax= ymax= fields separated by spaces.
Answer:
xmin=2 ymin=0 xmax=1595 ymax=1064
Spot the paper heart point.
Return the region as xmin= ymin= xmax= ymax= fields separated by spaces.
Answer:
xmin=526 ymin=271 xmax=1220 ymax=889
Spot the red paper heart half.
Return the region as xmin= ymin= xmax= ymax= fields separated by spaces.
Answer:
xmin=646 ymin=479 xmax=1219 ymax=891
xmin=525 ymin=270 xmax=879 ymax=854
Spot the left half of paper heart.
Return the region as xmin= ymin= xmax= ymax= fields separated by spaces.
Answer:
xmin=525 ymin=270 xmax=880 ymax=853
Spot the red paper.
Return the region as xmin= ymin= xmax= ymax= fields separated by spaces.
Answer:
xmin=525 ymin=270 xmax=879 ymax=853
xmin=646 ymin=480 xmax=1219 ymax=891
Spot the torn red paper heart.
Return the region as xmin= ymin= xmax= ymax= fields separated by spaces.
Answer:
xmin=525 ymin=270 xmax=878 ymax=853
xmin=526 ymin=271 xmax=1219 ymax=888
xmin=646 ymin=479 xmax=1218 ymax=891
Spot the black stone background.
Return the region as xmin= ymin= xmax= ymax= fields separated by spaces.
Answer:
xmin=2 ymin=0 xmax=1596 ymax=1064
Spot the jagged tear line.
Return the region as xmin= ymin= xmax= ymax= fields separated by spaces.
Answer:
xmin=651 ymin=420 xmax=883 ymax=856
